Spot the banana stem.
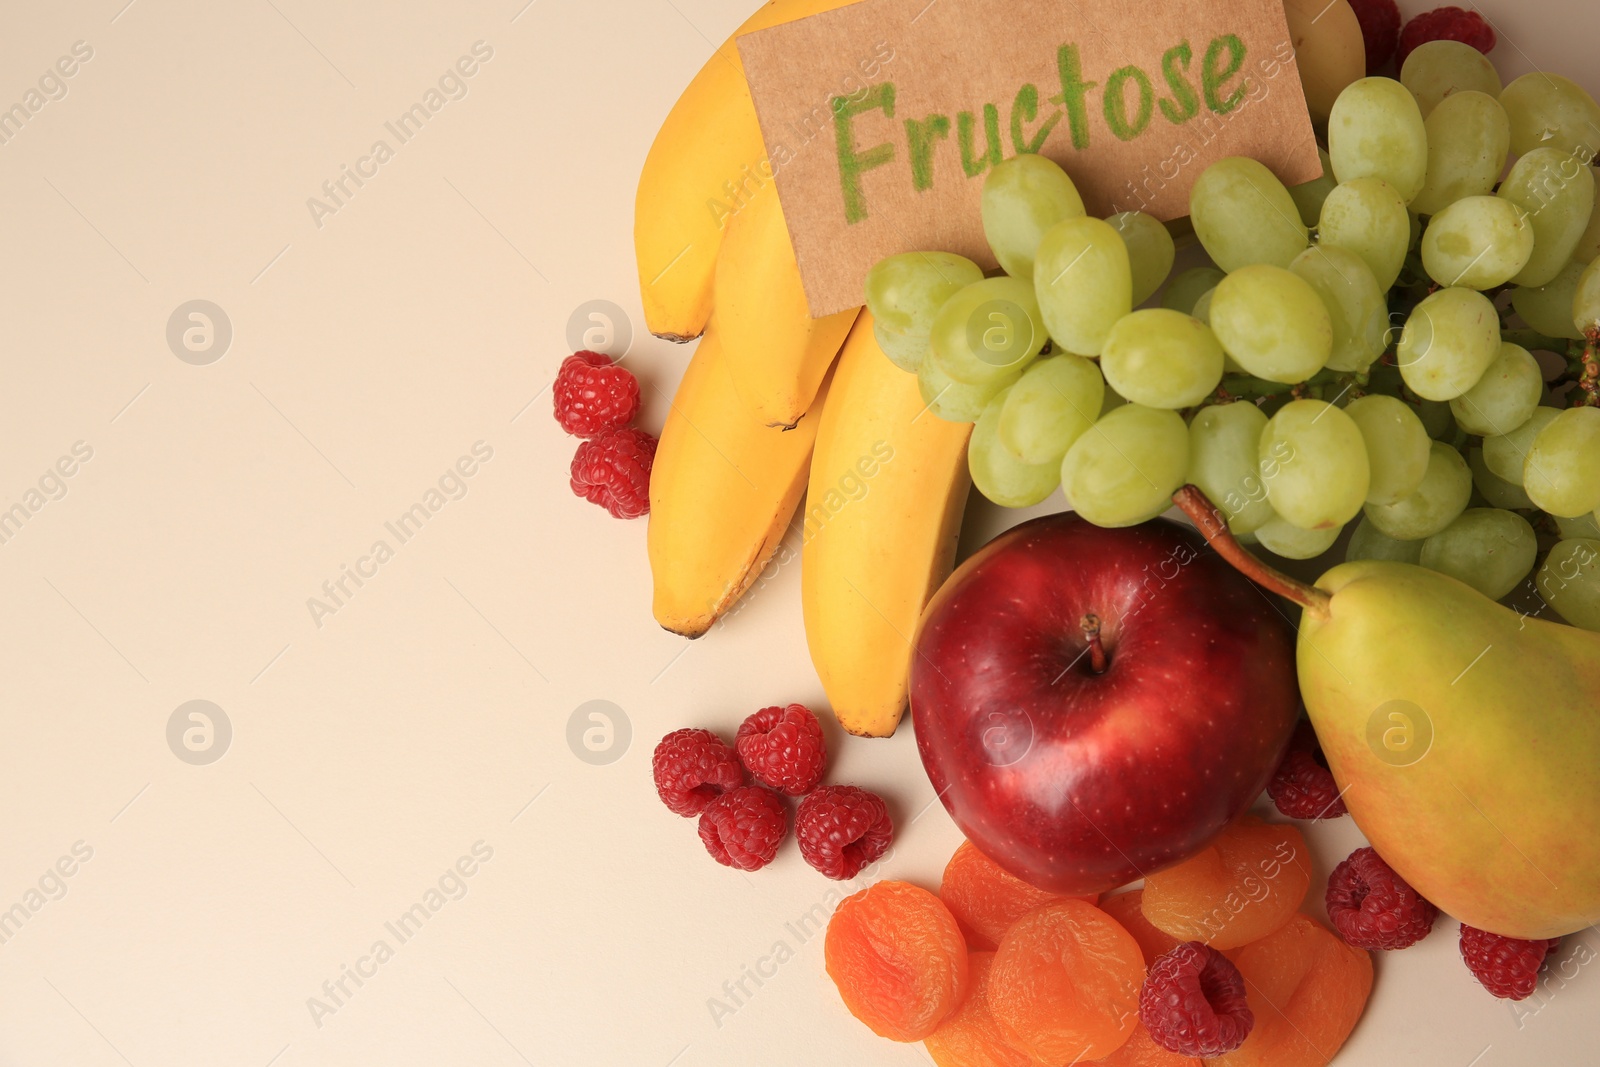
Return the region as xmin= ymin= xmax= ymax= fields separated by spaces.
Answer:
xmin=1171 ymin=486 xmax=1333 ymax=618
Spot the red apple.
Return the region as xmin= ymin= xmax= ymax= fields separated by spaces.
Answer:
xmin=910 ymin=512 xmax=1298 ymax=896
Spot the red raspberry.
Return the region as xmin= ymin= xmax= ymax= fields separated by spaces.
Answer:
xmin=1139 ymin=941 xmax=1255 ymax=1057
xmin=570 ymin=427 xmax=656 ymax=519
xmin=795 ymin=785 xmax=892 ymax=880
xmin=1397 ymin=7 xmax=1496 ymax=70
xmin=1459 ymin=925 xmax=1562 ymax=1000
xmin=553 ymin=351 xmax=641 ymax=438
xmin=735 ymin=704 xmax=827 ymax=796
xmin=1348 ymin=0 xmax=1402 ymax=73
xmin=698 ymin=785 xmax=787 ymax=871
xmin=1326 ymin=846 xmax=1438 ymax=950
xmin=652 ymin=728 xmax=744 ymax=817
xmin=1267 ymin=720 xmax=1347 ymax=820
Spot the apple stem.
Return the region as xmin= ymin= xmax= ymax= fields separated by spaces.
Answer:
xmin=1170 ymin=485 xmax=1333 ymax=617
xmin=1080 ymin=614 xmax=1109 ymax=673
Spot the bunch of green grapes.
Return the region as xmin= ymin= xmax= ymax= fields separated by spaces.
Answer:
xmin=861 ymin=52 xmax=1600 ymax=631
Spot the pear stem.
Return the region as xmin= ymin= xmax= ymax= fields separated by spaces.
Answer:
xmin=1080 ymin=614 xmax=1108 ymax=673
xmin=1171 ymin=486 xmax=1333 ymax=618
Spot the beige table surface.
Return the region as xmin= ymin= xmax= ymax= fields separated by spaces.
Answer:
xmin=0 ymin=1 xmax=1594 ymax=1065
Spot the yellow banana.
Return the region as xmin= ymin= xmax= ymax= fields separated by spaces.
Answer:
xmin=649 ymin=318 xmax=827 ymax=637
xmin=716 ymin=181 xmax=861 ymax=428
xmin=802 ymin=313 xmax=973 ymax=737
xmin=633 ymin=0 xmax=858 ymax=342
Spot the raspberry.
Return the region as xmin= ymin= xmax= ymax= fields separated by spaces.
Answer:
xmin=570 ymin=427 xmax=656 ymax=519
xmin=1459 ymin=925 xmax=1562 ymax=1000
xmin=1267 ymin=720 xmax=1348 ymax=820
xmin=1139 ymin=941 xmax=1255 ymax=1057
xmin=1348 ymin=0 xmax=1402 ymax=73
xmin=1397 ymin=7 xmax=1496 ymax=70
xmin=1326 ymin=846 xmax=1438 ymax=950
xmin=652 ymin=728 xmax=744 ymax=817
xmin=552 ymin=351 xmax=641 ymax=438
xmin=698 ymin=785 xmax=787 ymax=871
xmin=735 ymin=704 xmax=827 ymax=796
xmin=795 ymin=785 xmax=893 ymax=880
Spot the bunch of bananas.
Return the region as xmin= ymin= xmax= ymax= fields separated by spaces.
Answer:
xmin=636 ymin=0 xmax=969 ymax=738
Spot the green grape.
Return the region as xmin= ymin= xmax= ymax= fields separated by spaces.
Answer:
xmin=1577 ymin=256 xmax=1600 ymax=335
xmin=1511 ymin=260 xmax=1589 ymax=342
xmin=1210 ymin=265 xmax=1333 ymax=383
xmin=918 ymin=345 xmax=1016 ymax=423
xmin=1537 ymin=538 xmax=1600 ymax=630
xmin=1191 ymin=287 xmax=1217 ymax=325
xmin=1448 ymin=342 xmax=1544 ymax=437
xmin=1060 ymin=404 xmax=1189 ymax=528
xmin=1419 ymin=508 xmax=1538 ymax=599
xmin=1396 ymin=286 xmax=1501 ymax=401
xmin=1289 ymin=245 xmax=1387 ymax=374
xmin=1254 ymin=513 xmax=1342 ymax=560
xmin=1289 ymin=148 xmax=1336 ymax=228
xmin=1421 ymin=196 xmax=1534 ymax=290
xmin=998 ymin=354 xmax=1105 ymax=465
xmin=865 ymin=252 xmax=986 ymax=371
xmin=1100 ymin=309 xmax=1224 ymax=409
xmin=1034 ymin=216 xmax=1132 ymax=356
xmin=1573 ymin=173 xmax=1600 ymax=264
xmin=1557 ymin=511 xmax=1600 ymax=540
xmin=981 ymin=154 xmax=1087 ymax=280
xmin=1317 ymin=178 xmax=1411 ymax=291
xmin=1482 ymin=407 xmax=1561 ymax=484
xmin=1259 ymin=399 xmax=1370 ymax=529
xmin=1329 ymin=77 xmax=1429 ymax=203
xmin=1189 ymin=156 xmax=1309 ymax=271
xmin=1162 ymin=267 xmax=1227 ymax=316
xmin=1417 ymin=398 xmax=1458 ymax=442
xmin=1401 ymin=40 xmax=1503 ymax=117
xmin=1524 ymin=406 xmax=1600 ymax=517
xmin=1348 ymin=515 xmax=1424 ymax=564
xmin=1499 ymin=148 xmax=1596 ymax=287
xmin=930 ymin=276 xmax=1046 ymax=385
xmin=1411 ymin=91 xmax=1510 ymax=217
xmin=1344 ymin=394 xmax=1431 ymax=506
xmin=1468 ymin=446 xmax=1535 ymax=510
xmin=1187 ymin=401 xmax=1274 ymax=534
xmin=1109 ymin=211 xmax=1176 ymax=306
xmin=1364 ymin=441 xmax=1472 ymax=539
xmin=969 ymin=386 xmax=1061 ymax=508
xmin=1499 ymin=72 xmax=1600 ymax=161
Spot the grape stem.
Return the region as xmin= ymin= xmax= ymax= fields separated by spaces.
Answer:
xmin=1079 ymin=614 xmax=1109 ymax=673
xmin=1576 ymin=333 xmax=1600 ymax=407
xmin=1171 ymin=486 xmax=1333 ymax=619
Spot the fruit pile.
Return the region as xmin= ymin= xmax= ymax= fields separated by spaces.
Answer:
xmin=650 ymin=704 xmax=894 ymax=879
xmin=865 ymin=41 xmax=1600 ymax=620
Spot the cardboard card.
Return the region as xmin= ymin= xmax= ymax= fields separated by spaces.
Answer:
xmin=738 ymin=0 xmax=1322 ymax=317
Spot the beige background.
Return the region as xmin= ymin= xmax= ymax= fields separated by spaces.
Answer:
xmin=0 ymin=1 xmax=1593 ymax=1065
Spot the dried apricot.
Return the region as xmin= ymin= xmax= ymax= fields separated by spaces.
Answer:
xmin=825 ymin=880 xmax=970 ymax=1041
xmin=1098 ymin=890 xmax=1182 ymax=965
xmin=1208 ymin=914 xmax=1373 ymax=1067
xmin=941 ymin=840 xmax=1095 ymax=949
xmin=1140 ymin=817 xmax=1310 ymax=950
xmin=925 ymin=953 xmax=1036 ymax=1067
xmin=1090 ymin=1022 xmax=1202 ymax=1066
xmin=989 ymin=898 xmax=1145 ymax=1062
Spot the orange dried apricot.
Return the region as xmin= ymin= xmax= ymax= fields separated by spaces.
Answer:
xmin=1140 ymin=817 xmax=1310 ymax=950
xmin=941 ymin=840 xmax=1096 ymax=950
xmin=1208 ymin=914 xmax=1373 ymax=1067
xmin=825 ymin=880 xmax=970 ymax=1042
xmin=925 ymin=952 xmax=1036 ymax=1067
xmin=1090 ymin=1022 xmax=1202 ymax=1066
xmin=988 ymin=898 xmax=1145 ymax=1063
xmin=1097 ymin=890 xmax=1182 ymax=966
